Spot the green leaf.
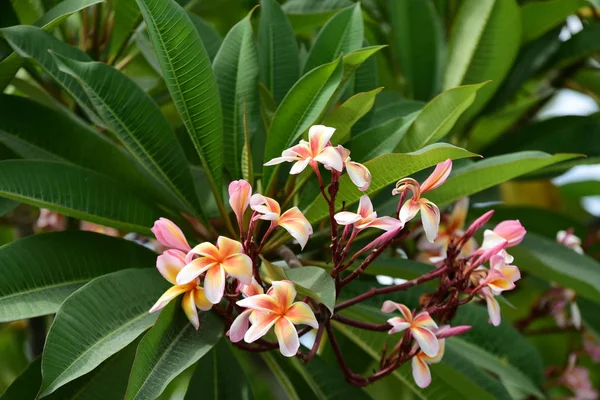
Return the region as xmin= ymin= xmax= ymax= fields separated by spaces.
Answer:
xmin=258 ymin=0 xmax=300 ymax=105
xmin=0 ymin=197 xmax=18 ymax=217
xmin=260 ymin=353 xmax=301 ymax=400
xmin=521 ymin=0 xmax=586 ymax=43
xmin=261 ymin=261 xmax=335 ymax=312
xmin=559 ymin=180 xmax=600 ymax=198
xmin=0 ymin=160 xmax=163 ymax=234
xmin=303 ymin=143 xmax=476 ymax=223
xmin=214 ymin=11 xmax=260 ymax=179
xmin=389 ymin=0 xmax=444 ymax=101
xmin=52 ymin=54 xmax=203 ymax=217
xmin=0 ymin=0 xmax=103 ymax=90
xmin=282 ymin=0 xmax=352 ymax=34
xmin=0 ymin=231 xmax=156 ymax=322
xmin=303 ymin=4 xmax=363 ymax=74
xmin=125 ymin=302 xmax=223 ymax=400
xmin=397 ymin=83 xmax=487 ymax=152
xmin=444 ymin=0 xmax=521 ymax=122
xmin=188 ymin=13 xmax=223 ymax=61
xmin=136 ymin=0 xmax=224 ymax=202
xmin=348 ymin=113 xmax=419 ymax=162
xmin=39 ymin=269 xmax=169 ymax=396
xmin=184 ymin=340 xmax=253 ymax=400
xmin=263 ymin=57 xmax=343 ymax=188
xmin=511 ymin=233 xmax=600 ymax=303
xmin=325 ymin=87 xmax=383 ymax=145
xmin=0 ymin=358 xmax=42 ymax=400
xmin=426 ymin=151 xmax=581 ymax=207
xmin=108 ymin=0 xmax=142 ymax=61
xmin=1 ymin=26 xmax=101 ymax=125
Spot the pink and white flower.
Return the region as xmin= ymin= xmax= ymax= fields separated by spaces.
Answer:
xmin=412 ymin=339 xmax=445 ymax=388
xmin=480 ymin=255 xmax=521 ymax=296
xmin=393 ymin=159 xmax=452 ymax=243
xmin=229 ymin=180 xmax=252 ymax=229
xmin=480 ymin=220 xmax=525 ymax=260
xmin=233 ymin=280 xmax=318 ymax=357
xmin=334 ymin=195 xmax=403 ymax=232
xmin=557 ymin=230 xmax=584 ymax=254
xmin=250 ymin=194 xmax=313 ymax=249
xmin=151 ymin=218 xmax=191 ymax=252
xmin=560 ymin=355 xmax=598 ymax=399
xmin=176 ymin=237 xmax=252 ymax=304
xmin=149 ymin=250 xmax=212 ymax=329
xmin=381 ymin=301 xmax=439 ymax=357
xmin=335 ymin=146 xmax=371 ymax=191
xmin=227 ymin=278 xmax=265 ymax=343
xmin=264 ymin=125 xmax=343 ymax=174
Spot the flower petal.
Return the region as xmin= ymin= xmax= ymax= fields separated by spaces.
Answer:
xmin=381 ymin=300 xmax=413 ymax=321
xmin=345 ymin=161 xmax=372 ymax=191
xmin=411 ymin=327 xmax=439 ymax=357
xmin=264 ymin=155 xmax=299 ymax=166
xmin=399 ymin=199 xmax=421 ymax=223
xmin=308 ymin=125 xmax=336 ymax=154
xmin=285 ymin=302 xmax=318 ymax=328
xmin=271 ymin=280 xmax=297 ymax=309
xmin=279 ymin=207 xmax=313 ymax=249
xmin=244 ymin=313 xmax=279 ymax=343
xmin=149 ymin=286 xmax=187 ymax=313
xmin=228 ymin=309 xmax=252 ymax=343
xmin=204 ymin=265 xmax=226 ymax=304
xmin=367 ymin=216 xmax=404 ymax=232
xmin=313 ymin=146 xmax=343 ymax=171
xmin=420 ymin=200 xmax=441 ymax=243
xmin=217 ymin=236 xmax=244 ymax=258
xmin=189 ymin=242 xmax=220 ymax=259
xmin=228 ymin=180 xmax=252 ymax=227
xmin=356 ymin=195 xmax=374 ymax=217
xmin=482 ymin=288 xmax=501 ymax=326
xmin=412 ymin=355 xmax=432 ymax=388
xmin=182 ymin=291 xmax=200 ymax=329
xmin=412 ymin=312 xmax=438 ymax=329
xmin=334 ymin=211 xmax=362 ymax=226
xmin=387 ymin=318 xmax=411 ymax=334
xmin=176 ymin=258 xmax=217 ymax=285
xmin=275 ymin=317 xmax=301 ymax=357
xmin=447 ymin=197 xmax=469 ymax=232
xmin=493 ymin=220 xmax=526 ymax=247
xmin=237 ymin=294 xmax=280 ymax=313
xmin=290 ymin=158 xmax=311 ymax=175
xmin=420 ymin=159 xmax=452 ymax=193
xmin=250 ymin=194 xmax=281 ymax=220
xmin=222 ymin=253 xmax=253 ymax=285
xmin=151 ymin=218 xmax=191 ymax=252
xmin=156 ymin=249 xmax=186 ymax=284
xmin=193 ymin=287 xmax=213 ymax=311
xmin=241 ymin=278 xmax=264 ymax=297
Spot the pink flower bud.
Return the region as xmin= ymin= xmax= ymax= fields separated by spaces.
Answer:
xmin=228 ymin=180 xmax=252 ymax=229
xmin=151 ymin=218 xmax=191 ymax=252
xmin=434 ymin=325 xmax=472 ymax=339
xmin=463 ymin=210 xmax=494 ymax=239
xmin=493 ymin=220 xmax=526 ymax=247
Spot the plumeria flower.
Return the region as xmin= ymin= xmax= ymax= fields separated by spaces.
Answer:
xmin=176 ymin=237 xmax=252 ymax=304
xmin=381 ymin=301 xmax=439 ymax=357
xmin=250 ymin=194 xmax=313 ymax=249
xmin=37 ymin=209 xmax=66 ymax=231
xmin=151 ymin=217 xmax=191 ymax=252
xmin=334 ymin=195 xmax=403 ymax=232
xmin=264 ymin=125 xmax=343 ymax=174
xmin=412 ymin=339 xmax=445 ymax=388
xmin=557 ymin=230 xmax=584 ymax=254
xmin=480 ymin=254 xmax=521 ymax=295
xmin=149 ymin=250 xmax=212 ymax=329
xmin=234 ymin=280 xmax=318 ymax=357
xmin=393 ymin=159 xmax=452 ymax=243
xmin=549 ymin=288 xmax=582 ymax=329
xmin=227 ymin=278 xmax=264 ymax=343
xmin=335 ymin=146 xmax=371 ymax=191
xmin=229 ymin=180 xmax=252 ymax=229
xmin=480 ymin=220 xmax=526 ymax=262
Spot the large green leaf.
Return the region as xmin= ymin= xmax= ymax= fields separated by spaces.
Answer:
xmin=39 ymin=269 xmax=169 ymax=396
xmin=396 ymin=83 xmax=487 ymax=152
xmin=263 ymin=57 xmax=343 ymax=188
xmin=137 ymin=0 xmax=224 ymax=202
xmin=258 ymin=0 xmax=300 ymax=105
xmin=1 ymin=26 xmax=100 ymax=124
xmin=0 ymin=94 xmax=155 ymax=196
xmin=0 ymin=231 xmax=156 ymax=322
xmin=303 ymin=143 xmax=476 ymax=223
xmin=214 ymin=11 xmax=260 ymax=179
xmin=303 ymin=4 xmax=363 ymax=74
xmin=184 ymin=340 xmax=253 ymax=400
xmin=520 ymin=0 xmax=585 ymax=42
xmin=52 ymin=55 xmax=203 ymax=217
xmin=282 ymin=0 xmax=353 ymax=34
xmin=0 ymin=160 xmax=163 ymax=234
xmin=0 ymin=0 xmax=103 ymax=90
xmin=389 ymin=0 xmax=444 ymax=101
xmin=426 ymin=152 xmax=581 ymax=207
xmin=443 ymin=0 xmax=521 ymax=123
xmin=511 ymin=233 xmax=600 ymax=303
xmin=188 ymin=13 xmax=222 ymax=61
xmin=125 ymin=302 xmax=223 ymax=400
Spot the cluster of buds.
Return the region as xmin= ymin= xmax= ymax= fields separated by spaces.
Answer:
xmin=147 ymin=124 xmax=529 ymax=389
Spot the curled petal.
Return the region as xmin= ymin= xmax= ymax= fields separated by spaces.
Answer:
xmin=237 ymin=294 xmax=280 ymax=313
xmin=493 ymin=220 xmax=526 ymax=247
xmin=381 ymin=301 xmax=412 ymax=321
xmin=420 ymin=159 xmax=452 ymax=193
xmin=279 ymin=207 xmax=313 ymax=249
xmin=182 ymin=291 xmax=200 ymax=329
xmin=193 ymin=287 xmax=213 ymax=311
xmin=286 ymin=302 xmax=318 ymax=328
xmin=357 ymin=195 xmax=374 ymax=218
xmin=412 ymin=355 xmax=432 ymax=388
xmin=270 ymin=280 xmax=297 ymax=309
xmin=228 ymin=180 xmax=252 ymax=227
xmin=387 ymin=318 xmax=411 ymax=334
xmin=222 ymin=253 xmax=253 ymax=285
xmin=156 ymin=249 xmax=186 ymax=284
xmin=217 ymin=236 xmax=244 ymax=258
xmin=420 ymin=200 xmax=441 ymax=243
xmin=176 ymin=258 xmax=217 ymax=285
xmin=413 ymin=312 xmax=438 ymax=329
xmin=241 ymin=278 xmax=264 ymax=297
xmin=399 ymin=199 xmax=421 ymax=224
xmin=308 ymin=125 xmax=336 ymax=154
xmin=264 ymin=155 xmax=299 ymax=166
xmin=334 ymin=211 xmax=362 ymax=226
xmin=290 ymin=158 xmax=311 ymax=174
xmin=151 ymin=218 xmax=191 ymax=252
xmin=228 ymin=309 xmax=252 ymax=343
xmin=189 ymin=242 xmax=220 ymax=260
xmin=204 ymin=265 xmax=226 ymax=304
xmin=149 ymin=286 xmax=187 ymax=313
xmin=250 ymin=194 xmax=281 ymax=220
xmin=313 ymin=146 xmax=344 ymax=171
xmin=367 ymin=216 xmax=404 ymax=232
xmin=485 ymin=269 xmax=516 ymax=295
xmin=422 ymin=338 xmax=445 ymax=363
xmin=244 ymin=313 xmax=279 ymax=343
xmin=275 ymin=317 xmax=301 ymax=357
xmin=346 ymin=161 xmax=371 ymax=191
xmin=411 ymin=327 xmax=439 ymax=358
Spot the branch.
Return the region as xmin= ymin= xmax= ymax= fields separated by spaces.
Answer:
xmin=274 ymin=245 xmax=303 ymax=269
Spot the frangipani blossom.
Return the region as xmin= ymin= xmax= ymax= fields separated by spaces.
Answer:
xmin=381 ymin=301 xmax=439 ymax=357
xmin=334 ymin=195 xmax=403 ymax=232
xmin=393 ymin=159 xmax=453 ymax=243
xmin=150 ymin=250 xmax=212 ymax=329
xmin=412 ymin=339 xmax=445 ymax=388
xmin=228 ymin=278 xmax=264 ymax=343
xmin=481 ymin=255 xmax=521 ymax=296
xmin=480 ymin=220 xmax=526 ymax=252
xmin=229 ymin=180 xmax=252 ymax=229
xmin=151 ymin=218 xmax=191 ymax=252
xmin=177 ymin=237 xmax=252 ymax=304
xmin=234 ymin=280 xmax=318 ymax=357
xmin=335 ymin=146 xmax=371 ymax=191
xmin=557 ymin=230 xmax=584 ymax=254
xmin=264 ymin=125 xmax=343 ymax=174
xmin=250 ymin=194 xmax=313 ymax=249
